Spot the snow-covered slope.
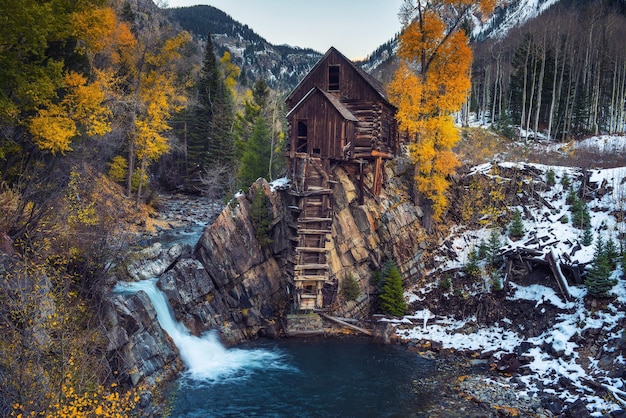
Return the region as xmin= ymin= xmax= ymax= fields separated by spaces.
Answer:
xmin=387 ymin=135 xmax=626 ymax=416
xmin=474 ymin=0 xmax=562 ymax=40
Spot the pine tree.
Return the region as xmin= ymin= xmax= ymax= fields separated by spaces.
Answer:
xmin=581 ymin=226 xmax=594 ymax=246
xmin=188 ymin=34 xmax=235 ymax=175
xmin=585 ymin=236 xmax=616 ymax=298
xmin=486 ymin=228 xmax=503 ymax=268
xmin=509 ymin=210 xmax=525 ymax=239
xmin=605 ymin=238 xmax=619 ymax=269
xmin=238 ymin=116 xmax=272 ymax=188
xmin=379 ymin=261 xmax=407 ymax=317
xmin=464 ymin=247 xmax=482 ymax=278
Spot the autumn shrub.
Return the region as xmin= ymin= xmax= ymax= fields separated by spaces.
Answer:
xmin=108 ymin=155 xmax=128 ymax=184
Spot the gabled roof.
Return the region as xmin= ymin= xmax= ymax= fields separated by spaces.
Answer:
xmin=286 ymin=47 xmax=393 ymax=106
xmin=286 ymin=87 xmax=359 ymax=122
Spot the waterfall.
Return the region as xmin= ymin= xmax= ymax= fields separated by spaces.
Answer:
xmin=114 ymin=278 xmax=289 ymax=382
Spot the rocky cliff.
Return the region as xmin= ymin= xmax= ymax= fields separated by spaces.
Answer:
xmin=106 ymin=157 xmax=428 ymax=386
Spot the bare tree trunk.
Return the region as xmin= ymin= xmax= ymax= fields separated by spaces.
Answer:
xmin=526 ymin=49 xmax=539 ymax=139
xmin=135 ymin=157 xmax=147 ymax=207
xmin=533 ymin=36 xmax=546 ymax=139
xmin=547 ymin=37 xmax=560 ymax=140
xmin=520 ymin=41 xmax=531 ymax=140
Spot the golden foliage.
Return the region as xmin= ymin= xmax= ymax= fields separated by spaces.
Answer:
xmin=29 ymin=71 xmax=111 ymax=154
xmin=220 ymin=51 xmax=240 ymax=94
xmin=71 ymin=6 xmax=137 ymax=66
xmin=389 ymin=0 xmax=495 ymax=220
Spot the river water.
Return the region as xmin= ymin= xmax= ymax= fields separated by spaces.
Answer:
xmin=170 ymin=337 xmax=436 ymax=417
xmin=115 ymin=279 xmax=438 ymax=418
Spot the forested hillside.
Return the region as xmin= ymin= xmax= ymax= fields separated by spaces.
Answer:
xmin=165 ymin=5 xmax=322 ymax=91
xmin=471 ymin=0 xmax=626 ymax=140
xmin=0 ymin=0 xmax=289 ymax=414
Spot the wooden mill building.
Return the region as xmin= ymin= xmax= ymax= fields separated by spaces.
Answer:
xmin=285 ymin=47 xmax=398 ymax=312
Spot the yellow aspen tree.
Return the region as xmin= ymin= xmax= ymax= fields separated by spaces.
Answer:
xmin=28 ymin=71 xmax=111 ymax=154
xmin=389 ymin=0 xmax=496 ymax=221
xmin=129 ymin=32 xmax=191 ymax=203
xmin=27 ymin=6 xmax=138 ymax=155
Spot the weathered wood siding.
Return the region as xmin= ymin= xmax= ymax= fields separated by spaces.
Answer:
xmin=287 ymin=49 xmax=382 ymax=108
xmin=287 ymin=90 xmax=352 ymax=160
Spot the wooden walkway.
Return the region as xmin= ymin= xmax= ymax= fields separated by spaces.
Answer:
xmin=289 ymin=156 xmax=333 ymax=311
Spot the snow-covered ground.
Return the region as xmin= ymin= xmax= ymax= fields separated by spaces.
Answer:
xmin=386 ymin=135 xmax=626 ymax=416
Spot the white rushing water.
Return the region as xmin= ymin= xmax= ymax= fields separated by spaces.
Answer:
xmin=113 ymin=278 xmax=290 ymax=382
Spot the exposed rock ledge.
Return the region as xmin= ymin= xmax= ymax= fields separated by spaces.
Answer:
xmin=105 ymin=159 xmax=428 ymax=387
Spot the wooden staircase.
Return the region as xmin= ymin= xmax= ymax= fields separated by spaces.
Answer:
xmin=289 ymin=156 xmax=333 ymax=311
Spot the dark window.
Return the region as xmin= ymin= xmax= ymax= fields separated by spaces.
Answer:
xmin=296 ymin=120 xmax=308 ymax=153
xmin=328 ymin=65 xmax=340 ymax=91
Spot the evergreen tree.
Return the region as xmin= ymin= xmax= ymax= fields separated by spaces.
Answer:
xmin=341 ymin=274 xmax=361 ymax=301
xmin=379 ymin=260 xmax=407 ymax=317
xmin=188 ymin=34 xmax=235 ymax=177
xmin=546 ymin=169 xmax=556 ymax=187
xmin=249 ymin=187 xmax=273 ymax=248
xmin=486 ymin=228 xmax=503 ymax=268
xmin=570 ymin=193 xmax=591 ymax=230
xmin=585 ymin=236 xmax=616 ymax=298
xmin=509 ymin=210 xmax=525 ymax=239
xmin=605 ymin=238 xmax=619 ymax=269
xmin=581 ymin=226 xmax=594 ymax=246
xmin=238 ymin=116 xmax=272 ymax=188
xmin=464 ymin=247 xmax=482 ymax=279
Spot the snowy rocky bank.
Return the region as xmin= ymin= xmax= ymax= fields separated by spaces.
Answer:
xmin=385 ymin=136 xmax=626 ymax=416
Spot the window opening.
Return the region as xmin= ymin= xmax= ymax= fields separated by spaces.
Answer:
xmin=328 ymin=65 xmax=340 ymax=91
xmin=296 ymin=120 xmax=308 ymax=153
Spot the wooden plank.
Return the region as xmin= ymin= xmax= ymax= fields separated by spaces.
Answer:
xmin=298 ymin=229 xmax=332 ymax=234
xmin=296 ymin=247 xmax=329 ymax=253
xmin=294 ymin=275 xmax=328 ymax=281
xmin=294 ymin=263 xmax=329 ymax=270
xmin=298 ymin=217 xmax=332 ymax=223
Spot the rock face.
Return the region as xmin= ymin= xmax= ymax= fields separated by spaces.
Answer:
xmin=105 ymin=290 xmax=183 ymax=387
xmin=165 ymin=180 xmax=291 ymax=345
xmin=106 ymin=158 xmax=427 ymax=385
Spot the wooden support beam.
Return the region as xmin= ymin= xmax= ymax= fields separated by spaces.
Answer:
xmin=296 ymin=247 xmax=329 ymax=253
xmin=294 ymin=263 xmax=329 ymax=270
xmin=298 ymin=228 xmax=332 ymax=234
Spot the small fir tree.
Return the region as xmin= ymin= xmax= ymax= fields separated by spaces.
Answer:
xmin=570 ymin=193 xmax=591 ymax=230
xmin=464 ymin=247 xmax=481 ymax=278
xmin=486 ymin=228 xmax=503 ymax=268
xmin=341 ymin=274 xmax=360 ymax=301
xmin=509 ymin=210 xmax=525 ymax=239
xmin=585 ymin=236 xmax=616 ymax=298
xmin=249 ymin=188 xmax=273 ymax=248
xmin=546 ymin=169 xmax=556 ymax=187
xmin=605 ymin=238 xmax=619 ymax=269
xmin=581 ymin=226 xmax=594 ymax=246
xmin=560 ymin=172 xmax=571 ymax=189
xmin=379 ymin=260 xmax=407 ymax=317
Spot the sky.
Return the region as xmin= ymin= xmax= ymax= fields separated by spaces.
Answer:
xmin=163 ymin=0 xmax=405 ymax=60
